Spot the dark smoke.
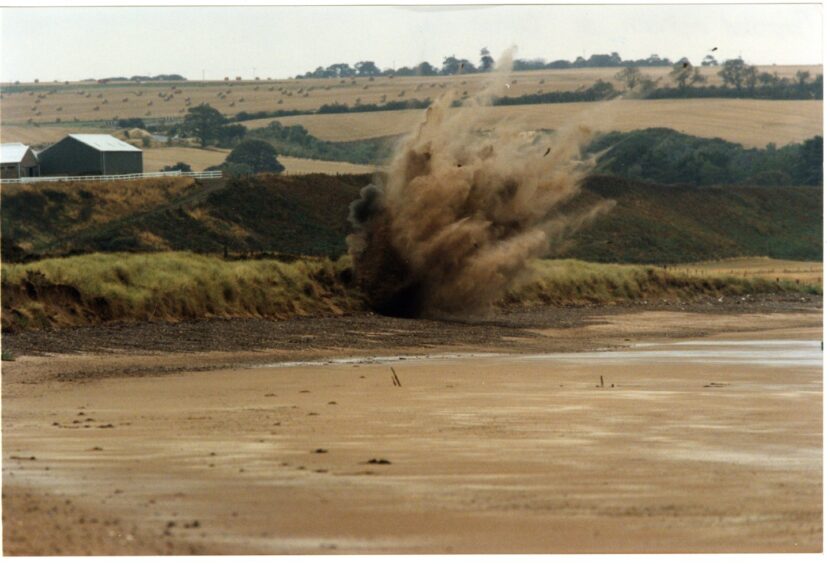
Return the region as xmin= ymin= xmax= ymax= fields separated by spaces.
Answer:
xmin=348 ymin=51 xmax=614 ymax=318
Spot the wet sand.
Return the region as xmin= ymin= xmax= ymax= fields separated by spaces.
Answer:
xmin=2 ymin=307 xmax=822 ymax=554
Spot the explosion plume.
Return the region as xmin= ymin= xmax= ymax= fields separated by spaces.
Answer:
xmin=348 ymin=50 xmax=614 ymax=318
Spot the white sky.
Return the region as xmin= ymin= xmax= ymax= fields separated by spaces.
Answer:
xmin=0 ymin=3 xmax=823 ymax=83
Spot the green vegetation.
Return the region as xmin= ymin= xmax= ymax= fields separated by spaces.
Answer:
xmin=296 ymin=51 xmax=678 ymax=79
xmin=181 ymin=103 xmax=230 ymax=147
xmin=590 ymin=129 xmax=823 ymax=187
xmin=161 ymin=161 xmax=193 ymax=173
xmin=2 ymin=253 xmax=817 ymax=331
xmin=1 ymin=252 xmax=357 ymax=331
xmin=246 ymin=121 xmax=394 ymax=164
xmin=225 ymin=139 xmax=285 ymax=173
xmin=0 ymin=176 xmax=202 ymax=259
xmin=508 ymin=259 xmax=817 ymax=306
xmin=178 ymin=104 xmax=247 ymax=147
xmin=561 ymin=175 xmax=821 ymax=263
xmin=1 ymin=174 xmax=370 ymax=259
xmin=116 ymin=117 xmax=146 ymax=129
xmin=1 ymin=172 xmax=820 ymax=265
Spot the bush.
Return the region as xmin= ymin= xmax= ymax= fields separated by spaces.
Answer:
xmin=117 ymin=117 xmax=146 ymax=129
xmin=225 ymin=139 xmax=285 ymax=174
xmin=161 ymin=162 xmax=193 ymax=173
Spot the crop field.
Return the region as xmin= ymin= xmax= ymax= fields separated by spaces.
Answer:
xmin=669 ymin=257 xmax=823 ymax=286
xmin=141 ymin=146 xmax=376 ymax=175
xmin=141 ymin=147 xmax=230 ymax=172
xmin=278 ymin=156 xmax=377 ymax=175
xmin=0 ymin=65 xmax=820 ymax=126
xmin=268 ymin=98 xmax=823 ymax=148
xmin=0 ymin=124 xmax=108 ymax=145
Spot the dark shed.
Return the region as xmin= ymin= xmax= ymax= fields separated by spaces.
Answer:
xmin=38 ymin=134 xmax=143 ymax=176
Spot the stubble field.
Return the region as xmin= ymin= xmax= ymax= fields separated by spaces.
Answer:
xmin=1 ymin=65 xmax=820 ymax=127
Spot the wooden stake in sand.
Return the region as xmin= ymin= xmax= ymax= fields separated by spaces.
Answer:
xmin=390 ymin=367 xmax=402 ymax=387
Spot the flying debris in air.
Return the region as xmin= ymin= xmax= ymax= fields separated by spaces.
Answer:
xmin=711 ymin=47 xmax=718 ymax=51
xmin=543 ymin=147 xmax=551 ymax=157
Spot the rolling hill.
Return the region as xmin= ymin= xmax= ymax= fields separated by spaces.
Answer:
xmin=2 ymin=173 xmax=821 ymax=265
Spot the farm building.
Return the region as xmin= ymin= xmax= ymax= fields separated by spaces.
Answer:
xmin=38 ymin=134 xmax=143 ymax=176
xmin=1 ymin=143 xmax=40 ymax=179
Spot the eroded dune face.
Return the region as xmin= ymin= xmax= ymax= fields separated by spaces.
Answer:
xmin=348 ymin=50 xmax=613 ymax=318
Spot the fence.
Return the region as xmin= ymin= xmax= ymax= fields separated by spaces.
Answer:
xmin=0 ymin=170 xmax=222 ymax=185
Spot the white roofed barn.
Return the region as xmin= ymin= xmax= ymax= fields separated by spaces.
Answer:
xmin=1 ymin=143 xmax=40 ymax=179
xmin=37 ymin=134 xmax=143 ymax=176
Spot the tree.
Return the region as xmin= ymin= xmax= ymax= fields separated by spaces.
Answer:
xmin=701 ymin=54 xmax=718 ymax=67
xmin=161 ymin=162 xmax=192 ymax=172
xmin=795 ymin=70 xmax=811 ymax=96
xmin=669 ymin=59 xmax=704 ymax=90
xmin=796 ymin=135 xmax=822 ymax=185
xmin=586 ymin=80 xmax=616 ymax=100
xmin=745 ymin=65 xmax=759 ymax=94
xmin=615 ymin=66 xmax=643 ymax=90
xmin=586 ymin=52 xmax=622 ymax=67
xmin=480 ymin=48 xmax=495 ymax=72
xmin=354 ymin=61 xmax=381 ymax=76
xmin=415 ymin=61 xmax=438 ymax=76
xmin=216 ymin=123 xmax=247 ymax=147
xmin=225 ymin=139 xmax=285 ymax=173
xmin=758 ymin=72 xmax=777 ymax=88
xmin=718 ymin=58 xmax=749 ymax=92
xmin=182 ymin=104 xmax=227 ymax=147
xmin=441 ymin=56 xmax=475 ymax=75
xmin=326 ymin=63 xmax=355 ymax=78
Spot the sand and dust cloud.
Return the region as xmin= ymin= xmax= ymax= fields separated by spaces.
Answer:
xmin=348 ymin=50 xmax=615 ymax=318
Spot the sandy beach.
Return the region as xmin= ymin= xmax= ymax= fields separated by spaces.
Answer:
xmin=2 ymin=302 xmax=822 ymax=554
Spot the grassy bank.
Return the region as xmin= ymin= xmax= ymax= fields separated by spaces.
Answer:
xmin=1 ymin=252 xmax=819 ymax=332
xmin=2 ymin=252 xmax=357 ymax=331
xmin=508 ymin=259 xmax=818 ymax=307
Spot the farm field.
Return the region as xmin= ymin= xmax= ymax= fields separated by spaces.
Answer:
xmin=278 ymin=156 xmax=376 ymax=175
xmin=669 ymin=257 xmax=823 ymax=286
xmin=0 ymin=124 xmax=108 ymax=146
xmin=141 ymin=147 xmax=229 ymax=172
xmin=267 ymin=99 xmax=823 ymax=148
xmin=0 ymin=65 xmax=820 ymax=126
xmin=141 ymin=146 xmax=377 ymax=175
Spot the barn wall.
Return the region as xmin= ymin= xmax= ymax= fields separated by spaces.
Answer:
xmin=20 ymin=150 xmax=39 ymax=176
xmin=102 ymin=151 xmax=143 ymax=175
xmin=38 ymin=138 xmax=101 ymax=176
xmin=0 ymin=164 xmax=20 ymax=179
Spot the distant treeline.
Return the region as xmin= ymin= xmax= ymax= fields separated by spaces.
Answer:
xmin=93 ymin=74 xmax=187 ymax=82
xmin=297 ymin=50 xmax=689 ymax=78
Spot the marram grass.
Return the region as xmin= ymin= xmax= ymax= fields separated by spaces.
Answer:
xmin=1 ymin=253 xmax=819 ymax=330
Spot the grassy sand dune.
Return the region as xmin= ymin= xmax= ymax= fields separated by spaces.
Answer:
xmin=669 ymin=257 xmax=822 ymax=285
xmin=2 ymin=252 xmax=818 ymax=331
